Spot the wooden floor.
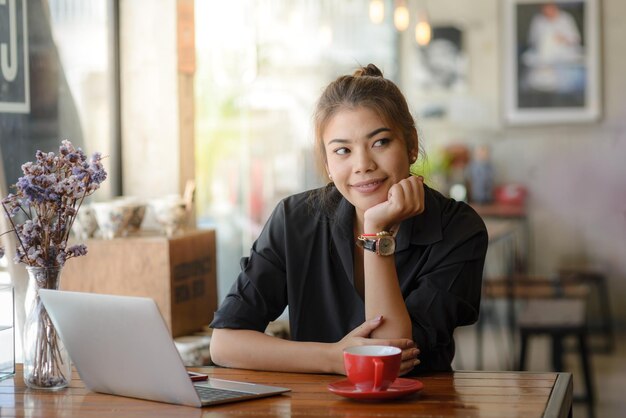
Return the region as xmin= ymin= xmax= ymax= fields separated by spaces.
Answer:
xmin=453 ymin=325 xmax=626 ymax=418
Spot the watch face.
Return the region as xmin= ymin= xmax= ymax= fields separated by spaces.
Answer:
xmin=377 ymin=236 xmax=396 ymax=256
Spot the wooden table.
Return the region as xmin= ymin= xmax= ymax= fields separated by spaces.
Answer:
xmin=0 ymin=364 xmax=572 ymax=417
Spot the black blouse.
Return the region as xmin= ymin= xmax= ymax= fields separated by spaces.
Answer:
xmin=210 ymin=184 xmax=488 ymax=372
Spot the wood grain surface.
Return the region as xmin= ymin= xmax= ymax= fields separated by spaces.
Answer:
xmin=0 ymin=364 xmax=572 ymax=417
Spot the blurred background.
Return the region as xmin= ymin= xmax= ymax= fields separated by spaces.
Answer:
xmin=1 ymin=1 xmax=625 ymax=416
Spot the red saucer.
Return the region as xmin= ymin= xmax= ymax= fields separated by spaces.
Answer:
xmin=327 ymin=378 xmax=424 ymax=400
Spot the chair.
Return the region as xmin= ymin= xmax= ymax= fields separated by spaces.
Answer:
xmin=483 ymin=274 xmax=590 ymax=300
xmin=558 ymin=267 xmax=614 ymax=353
xmin=479 ymin=274 xmax=589 ymax=369
xmin=517 ymin=298 xmax=595 ymax=418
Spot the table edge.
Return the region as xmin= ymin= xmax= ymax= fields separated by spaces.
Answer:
xmin=543 ymin=372 xmax=573 ymax=418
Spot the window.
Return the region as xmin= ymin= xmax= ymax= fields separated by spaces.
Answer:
xmin=194 ymin=0 xmax=397 ymax=299
xmin=0 ymin=0 xmax=119 ymax=198
xmin=0 ymin=0 xmax=119 ymax=360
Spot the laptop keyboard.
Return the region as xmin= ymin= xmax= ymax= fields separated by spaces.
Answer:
xmin=195 ymin=386 xmax=251 ymax=402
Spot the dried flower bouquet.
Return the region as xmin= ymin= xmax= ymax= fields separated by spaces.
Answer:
xmin=0 ymin=140 xmax=107 ymax=389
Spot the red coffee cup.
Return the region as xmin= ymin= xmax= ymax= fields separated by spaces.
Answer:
xmin=343 ymin=345 xmax=402 ymax=392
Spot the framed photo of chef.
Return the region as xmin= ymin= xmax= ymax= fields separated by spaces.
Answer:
xmin=503 ymin=0 xmax=601 ymax=125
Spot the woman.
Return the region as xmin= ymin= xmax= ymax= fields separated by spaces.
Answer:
xmin=210 ymin=64 xmax=487 ymax=375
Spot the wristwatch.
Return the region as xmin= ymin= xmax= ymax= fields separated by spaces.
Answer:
xmin=356 ymin=231 xmax=396 ymax=256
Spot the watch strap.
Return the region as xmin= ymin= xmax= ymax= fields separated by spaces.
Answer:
xmin=359 ymin=237 xmax=378 ymax=253
xmin=357 ymin=231 xmax=394 ymax=255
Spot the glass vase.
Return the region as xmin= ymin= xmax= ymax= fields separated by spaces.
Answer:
xmin=22 ymin=266 xmax=71 ymax=390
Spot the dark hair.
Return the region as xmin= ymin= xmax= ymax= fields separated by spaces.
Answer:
xmin=312 ymin=64 xmax=419 ymax=175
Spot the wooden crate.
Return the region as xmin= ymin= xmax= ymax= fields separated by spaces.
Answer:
xmin=61 ymin=229 xmax=217 ymax=337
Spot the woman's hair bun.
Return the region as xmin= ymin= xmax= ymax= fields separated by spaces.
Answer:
xmin=353 ymin=63 xmax=384 ymax=78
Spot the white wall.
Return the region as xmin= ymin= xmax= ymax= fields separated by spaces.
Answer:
xmin=402 ymin=0 xmax=626 ymax=323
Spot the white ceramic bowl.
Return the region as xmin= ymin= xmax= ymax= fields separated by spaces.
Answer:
xmin=150 ymin=196 xmax=188 ymax=237
xmin=91 ymin=201 xmax=134 ymax=239
xmin=113 ymin=197 xmax=147 ymax=233
xmin=71 ymin=203 xmax=98 ymax=240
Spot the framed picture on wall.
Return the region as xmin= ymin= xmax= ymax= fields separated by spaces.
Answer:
xmin=503 ymin=0 xmax=601 ymax=125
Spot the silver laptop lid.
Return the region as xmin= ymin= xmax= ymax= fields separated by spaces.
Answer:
xmin=39 ymin=289 xmax=204 ymax=407
xmin=39 ymin=290 xmax=290 ymax=407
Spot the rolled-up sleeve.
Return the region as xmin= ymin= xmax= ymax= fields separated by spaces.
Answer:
xmin=210 ymin=203 xmax=289 ymax=332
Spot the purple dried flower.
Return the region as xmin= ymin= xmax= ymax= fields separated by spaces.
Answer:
xmin=66 ymin=244 xmax=87 ymax=257
xmin=0 ymin=140 xmax=107 ymax=268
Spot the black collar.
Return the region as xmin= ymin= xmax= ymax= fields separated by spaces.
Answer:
xmin=395 ymin=184 xmax=443 ymax=251
xmin=328 ymin=184 xmax=443 ymax=279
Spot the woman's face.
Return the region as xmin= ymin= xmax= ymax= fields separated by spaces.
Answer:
xmin=323 ymin=106 xmax=415 ymax=217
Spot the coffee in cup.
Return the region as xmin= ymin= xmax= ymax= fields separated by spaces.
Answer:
xmin=343 ymin=345 xmax=401 ymax=392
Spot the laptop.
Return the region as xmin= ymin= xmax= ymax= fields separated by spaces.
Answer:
xmin=39 ymin=289 xmax=290 ymax=407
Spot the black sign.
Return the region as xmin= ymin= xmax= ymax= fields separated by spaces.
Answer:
xmin=0 ymin=0 xmax=29 ymax=113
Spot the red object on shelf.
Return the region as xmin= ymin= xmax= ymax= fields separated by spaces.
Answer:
xmin=471 ymin=202 xmax=526 ymax=218
xmin=494 ymin=184 xmax=527 ymax=206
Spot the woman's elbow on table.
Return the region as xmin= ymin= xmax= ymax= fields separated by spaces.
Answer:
xmin=209 ymin=328 xmax=236 ymax=367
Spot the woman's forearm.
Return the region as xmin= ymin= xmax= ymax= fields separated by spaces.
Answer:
xmin=363 ymin=252 xmax=412 ymax=340
xmin=210 ymin=328 xmax=341 ymax=374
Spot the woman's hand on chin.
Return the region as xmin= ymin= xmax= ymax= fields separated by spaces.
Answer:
xmin=364 ymin=176 xmax=425 ymax=232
